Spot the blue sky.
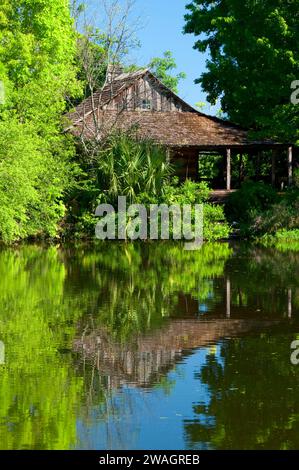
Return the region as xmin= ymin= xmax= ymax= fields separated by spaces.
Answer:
xmin=87 ymin=0 xmax=217 ymax=115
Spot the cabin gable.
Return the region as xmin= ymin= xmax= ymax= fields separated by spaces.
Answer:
xmin=103 ymin=72 xmax=194 ymax=113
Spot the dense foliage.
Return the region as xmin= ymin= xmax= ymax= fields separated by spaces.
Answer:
xmin=0 ymin=0 xmax=80 ymax=242
xmin=184 ymin=0 xmax=299 ymax=142
xmin=143 ymin=178 xmax=231 ymax=241
xmin=225 ymin=181 xmax=278 ymax=225
xmin=97 ymin=133 xmax=173 ymax=205
xmin=69 ymin=134 xmax=230 ymax=241
xmin=226 ymin=181 xmax=299 ymax=240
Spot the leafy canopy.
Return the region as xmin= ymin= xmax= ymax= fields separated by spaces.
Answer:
xmin=184 ymin=0 xmax=299 ymax=142
xmin=148 ymin=51 xmax=186 ymax=94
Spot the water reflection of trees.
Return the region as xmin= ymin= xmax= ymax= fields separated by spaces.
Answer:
xmin=184 ymin=334 xmax=299 ymax=450
xmin=0 ymin=242 xmax=299 ymax=449
xmin=0 ymin=242 xmax=231 ymax=449
xmin=71 ymin=243 xmax=299 ymax=450
xmin=180 ymin=243 xmax=299 ymax=450
xmin=0 ymin=246 xmax=82 ymax=449
xmin=223 ymin=244 xmax=299 ymax=317
xmin=65 ymin=242 xmax=232 ymax=340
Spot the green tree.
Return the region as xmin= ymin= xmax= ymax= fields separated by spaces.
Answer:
xmin=0 ymin=246 xmax=83 ymax=449
xmin=0 ymin=0 xmax=81 ymax=242
xmin=184 ymin=0 xmax=299 ymax=142
xmin=149 ymin=50 xmax=186 ymax=93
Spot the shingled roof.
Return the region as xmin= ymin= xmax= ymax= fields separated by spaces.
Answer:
xmin=67 ymin=69 xmax=278 ymax=150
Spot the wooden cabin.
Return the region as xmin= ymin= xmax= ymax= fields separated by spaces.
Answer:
xmin=67 ymin=68 xmax=294 ymax=191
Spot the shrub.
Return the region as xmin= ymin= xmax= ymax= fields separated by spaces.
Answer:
xmin=261 ymin=229 xmax=299 ymax=251
xmin=137 ymin=178 xmax=231 ymax=241
xmin=71 ymin=139 xmax=231 ymax=242
xmin=161 ymin=178 xmax=211 ymax=205
xmin=225 ymin=180 xmax=299 ymax=238
xmin=0 ymin=121 xmax=71 ymax=243
xmin=225 ymin=181 xmax=278 ymax=225
xmin=252 ymin=198 xmax=299 ymax=235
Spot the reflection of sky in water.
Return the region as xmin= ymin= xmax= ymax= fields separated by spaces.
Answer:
xmin=76 ymin=346 xmax=222 ymax=450
xmin=198 ymin=304 xmax=209 ymax=313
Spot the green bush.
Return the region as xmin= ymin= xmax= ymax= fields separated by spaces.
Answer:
xmin=137 ymin=178 xmax=231 ymax=241
xmin=225 ymin=180 xmax=299 ymax=238
xmin=0 ymin=121 xmax=72 ymax=243
xmin=71 ymin=135 xmax=231 ymax=242
xmin=161 ymin=178 xmax=211 ymax=205
xmin=225 ymin=181 xmax=279 ymax=236
xmin=73 ymin=174 xmax=231 ymax=242
xmin=252 ymin=198 xmax=299 ymax=235
xmin=162 ymin=179 xmax=230 ymax=240
xmin=203 ymin=204 xmax=230 ymax=241
xmin=261 ymin=229 xmax=299 ymax=251
xmin=225 ymin=181 xmax=278 ymax=224
xmin=68 ymin=133 xmax=174 ymax=237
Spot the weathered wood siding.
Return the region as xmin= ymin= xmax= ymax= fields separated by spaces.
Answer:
xmin=104 ymin=76 xmax=188 ymax=112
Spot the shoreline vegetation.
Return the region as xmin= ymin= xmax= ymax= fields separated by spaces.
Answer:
xmin=1 ymin=171 xmax=299 ymax=251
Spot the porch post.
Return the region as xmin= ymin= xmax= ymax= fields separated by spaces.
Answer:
xmin=271 ymin=149 xmax=276 ymax=187
xmin=288 ymin=146 xmax=293 ymax=186
xmin=238 ymin=153 xmax=243 ymax=186
xmin=195 ymin=149 xmax=200 ymax=182
xmin=226 ymin=148 xmax=231 ymax=191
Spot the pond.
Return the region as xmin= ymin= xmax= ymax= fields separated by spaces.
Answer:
xmin=0 ymin=242 xmax=299 ymax=450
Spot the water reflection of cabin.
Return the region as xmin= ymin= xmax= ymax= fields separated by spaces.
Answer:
xmin=68 ymin=67 xmax=294 ymax=191
xmin=74 ymin=319 xmax=277 ymax=389
xmin=74 ymin=279 xmax=295 ymax=389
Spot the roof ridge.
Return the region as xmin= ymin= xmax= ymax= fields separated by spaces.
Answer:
xmin=112 ymin=68 xmax=149 ymax=81
xmin=67 ymin=68 xmax=248 ymax=132
xmin=144 ymin=71 xmax=248 ymax=130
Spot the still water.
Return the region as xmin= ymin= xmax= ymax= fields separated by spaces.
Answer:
xmin=0 ymin=242 xmax=299 ymax=450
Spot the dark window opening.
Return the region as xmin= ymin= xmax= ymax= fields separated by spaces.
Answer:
xmin=141 ymin=99 xmax=152 ymax=110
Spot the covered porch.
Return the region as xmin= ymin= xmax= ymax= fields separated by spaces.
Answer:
xmin=170 ymin=143 xmax=295 ymax=191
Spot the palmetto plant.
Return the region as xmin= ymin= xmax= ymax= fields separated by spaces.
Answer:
xmin=96 ymin=132 xmax=173 ymax=204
